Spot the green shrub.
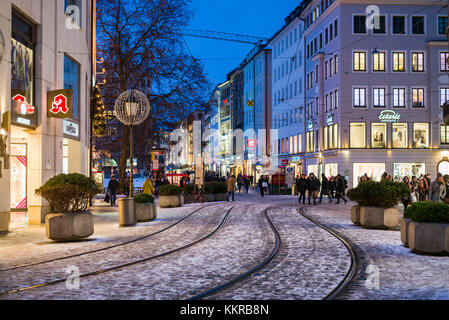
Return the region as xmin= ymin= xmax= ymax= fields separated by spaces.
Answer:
xmin=204 ymin=181 xmax=227 ymax=194
xmin=347 ymin=180 xmax=410 ymax=208
xmin=204 ymin=182 xmax=215 ymax=194
xmin=183 ymin=183 xmax=195 ymax=194
xmin=158 ymin=184 xmax=182 ymax=196
xmin=35 ymin=173 xmax=101 ymax=214
xmin=404 ymin=201 xmax=449 ymax=223
xmin=134 ymin=193 xmax=154 ymax=204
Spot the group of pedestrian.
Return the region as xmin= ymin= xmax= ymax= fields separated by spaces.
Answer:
xmin=295 ymin=173 xmax=348 ymax=205
xmin=236 ymin=174 xmax=252 ymax=194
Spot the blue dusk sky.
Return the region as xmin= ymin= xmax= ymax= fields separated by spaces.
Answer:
xmin=185 ymin=0 xmax=301 ymax=86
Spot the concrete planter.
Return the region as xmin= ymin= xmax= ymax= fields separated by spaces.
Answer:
xmin=400 ymin=218 xmax=412 ymax=247
xmin=0 ymin=211 xmax=10 ymax=235
xmin=350 ymin=205 xmax=362 ymax=225
xmin=408 ymin=221 xmax=449 ymax=255
xmin=214 ymin=193 xmax=228 ymax=201
xmin=184 ymin=194 xmax=194 ymax=204
xmin=360 ymin=206 xmax=399 ymax=229
xmin=206 ymin=194 xmax=215 ymax=202
xmin=159 ymin=194 xmax=184 ymax=208
xmin=135 ymin=203 xmax=157 ymax=222
xmin=45 ymin=212 xmax=94 ymax=241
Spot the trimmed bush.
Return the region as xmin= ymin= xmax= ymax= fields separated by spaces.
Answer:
xmin=35 ymin=173 xmax=101 ymax=214
xmin=183 ymin=183 xmax=195 ymax=194
xmin=347 ymin=180 xmax=410 ymax=208
xmin=158 ymin=184 xmax=182 ymax=196
xmin=204 ymin=182 xmax=215 ymax=194
xmin=404 ymin=201 xmax=449 ymax=223
xmin=134 ymin=193 xmax=154 ymax=204
xmin=204 ymin=181 xmax=227 ymax=194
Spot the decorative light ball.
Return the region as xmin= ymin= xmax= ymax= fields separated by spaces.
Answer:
xmin=114 ymin=90 xmax=150 ymax=126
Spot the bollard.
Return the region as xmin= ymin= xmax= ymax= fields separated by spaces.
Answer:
xmin=118 ymin=197 xmax=136 ymax=227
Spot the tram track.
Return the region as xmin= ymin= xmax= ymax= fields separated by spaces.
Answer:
xmin=0 ymin=203 xmax=215 ymax=272
xmin=0 ymin=205 xmax=234 ymax=297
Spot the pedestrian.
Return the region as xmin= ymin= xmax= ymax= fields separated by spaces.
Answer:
xmin=430 ymin=173 xmax=446 ymax=202
xmin=319 ymin=173 xmax=332 ymax=203
xmin=180 ymin=177 xmax=185 ymax=188
xmin=237 ymin=174 xmax=243 ymax=193
xmin=306 ymin=173 xmax=320 ymax=205
xmin=258 ymin=176 xmax=266 ymax=198
xmin=107 ymin=174 xmax=119 ymax=206
xmin=444 ymin=175 xmax=449 ymax=204
xmin=401 ymin=176 xmax=411 ymax=210
xmin=335 ymin=174 xmax=348 ymax=204
xmin=296 ymin=173 xmax=307 ymax=204
xmin=226 ymin=175 xmax=236 ymax=202
xmin=143 ymin=175 xmax=154 ymax=196
xmin=243 ymin=176 xmax=250 ymax=193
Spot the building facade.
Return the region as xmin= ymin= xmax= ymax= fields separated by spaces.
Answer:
xmin=0 ymin=0 xmax=93 ymax=232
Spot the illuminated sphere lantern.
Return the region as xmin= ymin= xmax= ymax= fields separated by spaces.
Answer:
xmin=114 ymin=90 xmax=150 ymax=198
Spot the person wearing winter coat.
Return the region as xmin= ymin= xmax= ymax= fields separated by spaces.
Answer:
xmin=143 ymin=176 xmax=154 ymax=196
xmin=306 ymin=173 xmax=320 ymax=205
xmin=335 ymin=174 xmax=348 ymax=204
xmin=430 ymin=173 xmax=446 ymax=202
xmin=226 ymin=175 xmax=236 ymax=202
xmin=296 ymin=174 xmax=307 ymax=204
xmin=107 ymin=174 xmax=119 ymax=206
xmin=319 ymin=174 xmax=332 ymax=203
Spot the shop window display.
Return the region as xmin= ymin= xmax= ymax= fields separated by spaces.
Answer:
xmin=371 ymin=123 xmax=386 ymax=148
xmin=413 ymin=123 xmax=429 ymax=148
xmin=392 ymin=123 xmax=408 ymax=148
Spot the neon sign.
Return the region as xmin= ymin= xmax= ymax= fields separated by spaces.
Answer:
xmin=47 ymin=89 xmax=72 ymax=119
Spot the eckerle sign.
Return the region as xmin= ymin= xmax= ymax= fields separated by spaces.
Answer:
xmin=47 ymin=89 xmax=72 ymax=119
xmin=379 ymin=110 xmax=400 ymax=122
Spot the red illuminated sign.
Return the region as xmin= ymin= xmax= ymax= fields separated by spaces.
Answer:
xmin=50 ymin=94 xmax=69 ymax=114
xmin=47 ymin=89 xmax=72 ymax=119
xmin=12 ymin=94 xmax=35 ymax=114
xmin=247 ymin=139 xmax=256 ymax=148
xmin=222 ymin=98 xmax=228 ymax=104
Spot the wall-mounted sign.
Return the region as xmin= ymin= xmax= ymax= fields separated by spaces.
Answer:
xmin=63 ymin=119 xmax=79 ymax=139
xmin=292 ymin=156 xmax=301 ymax=162
xmin=47 ymin=89 xmax=72 ymax=119
xmin=247 ymin=139 xmax=256 ymax=148
xmin=307 ymin=120 xmax=314 ymax=131
xmin=379 ymin=110 xmax=400 ymax=122
xmin=11 ymin=90 xmax=37 ymax=129
xmin=327 ymin=113 xmax=334 ymax=125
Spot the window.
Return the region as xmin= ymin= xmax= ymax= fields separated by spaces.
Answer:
xmin=412 ymin=16 xmax=425 ymax=34
xmin=440 ymin=52 xmax=449 ymax=71
xmin=373 ymin=52 xmax=385 ymax=71
xmin=315 ymin=65 xmax=319 ymax=83
xmin=354 ymin=15 xmax=366 ymax=34
xmin=325 ymin=93 xmax=329 ymax=112
xmin=350 ymin=123 xmax=366 ymax=148
xmin=439 ymin=16 xmax=448 ymax=35
xmin=325 ymin=28 xmax=328 ymax=44
xmin=441 ymin=125 xmax=449 ymax=144
xmin=412 ymin=52 xmax=425 ymax=72
xmin=440 ymin=88 xmax=449 ymax=107
xmin=393 ymin=123 xmax=408 ymax=148
xmin=353 ymin=51 xmax=366 ymax=71
xmin=413 ymin=123 xmax=429 ymax=148
xmin=412 ymin=88 xmax=425 ymax=108
xmin=329 ymin=24 xmax=333 ymax=41
xmin=373 ymin=16 xmax=386 ymax=34
xmin=334 ymin=20 xmax=338 ymax=37
xmin=306 ymin=131 xmax=315 ymax=153
xmin=330 ymin=57 xmax=334 ymax=76
xmin=393 ymin=52 xmax=405 ymax=71
xmin=64 ymin=55 xmax=80 ymax=119
xmin=325 ymin=61 xmax=328 ymax=79
xmin=319 ymin=33 xmax=323 ymax=49
xmin=324 ymin=124 xmax=338 ymax=150
xmin=334 ymin=89 xmax=338 ymax=109
xmin=373 ymin=88 xmax=386 ymax=107
xmin=393 ymin=88 xmax=405 ymax=108
xmin=334 ymin=55 xmax=338 ymax=74
xmin=371 ymin=123 xmax=387 ymax=148
xmin=329 ymin=91 xmax=334 ymax=110
xmin=393 ymin=16 xmax=405 ymax=34
xmin=353 ymin=88 xmax=366 ymax=107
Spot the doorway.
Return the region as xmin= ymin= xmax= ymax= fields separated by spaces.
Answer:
xmin=10 ymin=143 xmax=27 ymax=211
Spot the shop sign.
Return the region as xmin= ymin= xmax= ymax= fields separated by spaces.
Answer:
xmin=247 ymin=139 xmax=256 ymax=149
xmin=379 ymin=110 xmax=400 ymax=122
xmin=292 ymin=156 xmax=301 ymax=162
xmin=285 ymin=166 xmax=295 ymax=186
xmin=63 ymin=119 xmax=79 ymax=139
xmin=47 ymin=89 xmax=72 ymax=119
xmin=11 ymin=90 xmax=37 ymax=129
xmin=281 ymin=159 xmax=289 ymax=166
xmin=327 ymin=113 xmax=334 ymax=125
xmin=307 ymin=120 xmax=314 ymax=131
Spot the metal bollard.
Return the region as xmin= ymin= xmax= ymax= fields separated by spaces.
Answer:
xmin=118 ymin=198 xmax=136 ymax=227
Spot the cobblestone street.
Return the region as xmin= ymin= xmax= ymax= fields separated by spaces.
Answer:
xmin=2 ymin=193 xmax=449 ymax=300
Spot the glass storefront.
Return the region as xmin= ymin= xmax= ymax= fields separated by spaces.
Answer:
xmin=392 ymin=123 xmax=408 ymax=148
xmin=371 ymin=123 xmax=386 ymax=148
xmin=307 ymin=164 xmax=318 ymax=176
xmin=439 ymin=161 xmax=449 ymax=176
xmin=393 ymin=163 xmax=425 ymax=181
xmin=10 ymin=144 xmax=27 ymax=210
xmin=350 ymin=122 xmax=366 ymax=148
xmin=353 ymin=163 xmax=385 ymax=187
xmin=413 ymin=123 xmax=429 ymax=148
xmin=324 ymin=163 xmax=338 ymax=178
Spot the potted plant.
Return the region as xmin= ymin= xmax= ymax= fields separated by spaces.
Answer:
xmin=134 ymin=193 xmax=157 ymax=222
xmin=401 ymin=201 xmax=449 ymax=255
xmin=35 ymin=173 xmax=101 ymax=241
xmin=158 ymin=184 xmax=183 ymax=208
xmin=183 ymin=184 xmax=195 ymax=204
xmin=347 ymin=180 xmax=410 ymax=229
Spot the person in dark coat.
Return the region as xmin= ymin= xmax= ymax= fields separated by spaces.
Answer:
xmin=319 ymin=173 xmax=332 ymax=203
xmin=328 ymin=176 xmax=336 ymax=200
xmin=335 ymin=174 xmax=348 ymax=204
xmin=296 ymin=174 xmax=307 ymax=204
xmin=107 ymin=174 xmax=119 ymax=206
xmin=306 ymin=173 xmax=320 ymax=205
xmin=258 ymin=176 xmax=265 ymax=197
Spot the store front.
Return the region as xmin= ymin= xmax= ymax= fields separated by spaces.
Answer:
xmin=324 ymin=163 xmax=338 ymax=178
xmin=393 ymin=163 xmax=425 ymax=181
xmin=353 ymin=163 xmax=386 ymax=187
xmin=10 ymin=143 xmax=27 ymax=210
xmin=438 ymin=160 xmax=449 ymax=176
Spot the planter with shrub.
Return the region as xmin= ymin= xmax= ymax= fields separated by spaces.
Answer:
xmin=183 ymin=184 xmax=195 ymax=204
xmin=212 ymin=182 xmax=228 ymax=201
xmin=204 ymin=182 xmax=216 ymax=202
xmin=347 ymin=180 xmax=410 ymax=229
xmin=402 ymin=201 xmax=449 ymax=255
xmin=35 ymin=173 xmax=100 ymax=241
xmin=134 ymin=193 xmax=157 ymax=222
xmin=158 ymin=184 xmax=184 ymax=208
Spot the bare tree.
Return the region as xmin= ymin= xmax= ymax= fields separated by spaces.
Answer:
xmin=95 ymin=0 xmax=212 ymax=191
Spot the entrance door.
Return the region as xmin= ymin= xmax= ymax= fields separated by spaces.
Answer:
xmin=10 ymin=144 xmax=27 ymax=210
xmin=438 ymin=161 xmax=449 ymax=176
